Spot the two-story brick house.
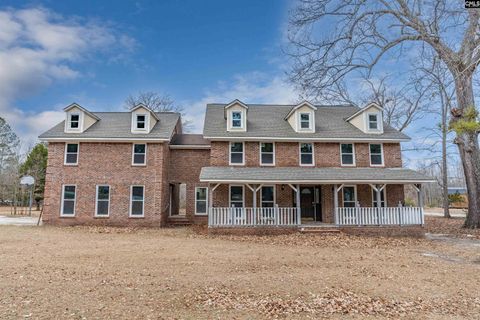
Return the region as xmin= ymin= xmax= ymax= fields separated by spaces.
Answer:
xmin=39 ymin=100 xmax=433 ymax=229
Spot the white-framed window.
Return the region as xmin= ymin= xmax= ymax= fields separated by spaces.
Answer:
xmin=340 ymin=143 xmax=355 ymax=166
xmin=132 ymin=144 xmax=147 ymax=165
xmin=60 ymin=185 xmax=76 ymax=216
xmin=260 ymin=142 xmax=275 ymax=165
xmin=368 ymin=113 xmax=378 ymax=130
xmin=261 ymin=186 xmax=275 ymax=208
xmin=371 ymin=188 xmax=387 ymax=207
xmin=195 ymin=187 xmax=208 ymax=215
xmin=231 ymin=111 xmax=243 ymax=128
xmin=342 ymin=186 xmax=357 ymax=208
xmin=299 ymin=142 xmax=314 ymax=166
xmin=229 ymin=142 xmax=244 ymax=165
xmin=68 ymin=113 xmax=80 ymax=130
xmin=135 ymin=114 xmax=147 ymax=130
xmin=299 ymin=112 xmax=311 ymax=130
xmin=130 ymin=185 xmax=144 ymax=217
xmin=229 ymin=185 xmax=244 ymax=207
xmin=369 ymin=143 xmax=384 ymax=166
xmin=64 ymin=143 xmax=79 ymax=165
xmin=95 ymin=185 xmax=110 ymax=217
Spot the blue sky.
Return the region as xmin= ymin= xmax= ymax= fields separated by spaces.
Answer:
xmin=0 ymin=1 xmax=457 ymax=172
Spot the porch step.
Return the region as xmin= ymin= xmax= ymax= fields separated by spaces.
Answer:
xmin=299 ymin=226 xmax=341 ymax=234
xmin=167 ymin=216 xmax=192 ymax=227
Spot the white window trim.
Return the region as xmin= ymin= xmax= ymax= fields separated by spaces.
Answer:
xmin=298 ymin=112 xmax=312 ymax=131
xmin=229 ymin=185 xmax=245 ymax=207
xmin=299 ymin=142 xmax=315 ymax=166
xmin=231 ymin=110 xmax=244 ymax=129
xmin=371 ymin=187 xmax=387 ymax=207
xmin=340 ymin=143 xmax=356 ymax=166
xmin=260 ymin=185 xmax=276 ymax=208
xmin=366 ymin=112 xmax=383 ymax=132
xmin=64 ymin=143 xmax=79 ymax=166
xmin=194 ymin=187 xmax=208 ymax=215
xmin=131 ymin=113 xmax=150 ymax=133
xmin=229 ymin=141 xmax=245 ymax=166
xmin=342 ymin=185 xmax=358 ymax=207
xmin=67 ymin=113 xmax=82 ymax=131
xmin=60 ymin=184 xmax=76 ymax=217
xmin=129 ymin=185 xmax=145 ymax=218
xmin=95 ymin=185 xmax=111 ymax=217
xmin=259 ymin=142 xmax=275 ymax=166
xmin=369 ymin=143 xmax=385 ymax=167
xmin=132 ymin=143 xmax=147 ymax=166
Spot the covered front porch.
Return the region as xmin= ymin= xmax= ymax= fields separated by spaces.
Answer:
xmin=200 ymin=167 xmax=434 ymax=228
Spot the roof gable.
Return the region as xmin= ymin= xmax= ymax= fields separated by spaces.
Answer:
xmin=64 ymin=103 xmax=100 ymax=120
xmin=345 ymin=102 xmax=383 ymax=122
xmin=130 ymin=103 xmax=160 ymax=121
xmin=224 ymin=99 xmax=248 ymax=110
xmin=284 ymin=101 xmax=317 ymax=120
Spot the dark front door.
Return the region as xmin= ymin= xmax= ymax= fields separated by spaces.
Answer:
xmin=297 ymin=186 xmax=323 ymax=222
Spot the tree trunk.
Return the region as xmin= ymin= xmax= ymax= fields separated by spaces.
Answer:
xmin=453 ymin=74 xmax=480 ymax=228
xmin=440 ymin=89 xmax=451 ymax=218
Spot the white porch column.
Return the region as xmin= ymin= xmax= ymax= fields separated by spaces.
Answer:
xmin=333 ymin=184 xmax=338 ymax=224
xmin=376 ymin=185 xmax=382 ymax=209
xmin=296 ymin=184 xmax=301 ymax=224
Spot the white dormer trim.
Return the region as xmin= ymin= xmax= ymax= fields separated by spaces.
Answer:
xmin=63 ymin=103 xmax=99 ymax=133
xmin=225 ymin=99 xmax=248 ymax=132
xmin=285 ymin=101 xmax=317 ymax=133
xmin=346 ymin=102 xmax=384 ymax=134
xmin=130 ymin=104 xmax=159 ymax=134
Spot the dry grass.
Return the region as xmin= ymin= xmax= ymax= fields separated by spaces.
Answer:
xmin=425 ymin=216 xmax=480 ymax=239
xmin=0 ymin=224 xmax=479 ymax=319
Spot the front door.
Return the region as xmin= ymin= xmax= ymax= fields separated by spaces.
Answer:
xmin=297 ymin=186 xmax=322 ymax=222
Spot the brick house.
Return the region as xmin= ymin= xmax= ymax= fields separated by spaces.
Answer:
xmin=39 ymin=100 xmax=433 ymax=229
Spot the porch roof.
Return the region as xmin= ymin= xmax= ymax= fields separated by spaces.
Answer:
xmin=199 ymin=167 xmax=435 ymax=184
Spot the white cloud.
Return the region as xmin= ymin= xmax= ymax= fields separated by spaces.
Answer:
xmin=182 ymin=72 xmax=300 ymax=133
xmin=0 ymin=7 xmax=135 ymax=147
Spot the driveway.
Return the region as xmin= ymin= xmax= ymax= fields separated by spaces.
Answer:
xmin=0 ymin=215 xmax=38 ymax=226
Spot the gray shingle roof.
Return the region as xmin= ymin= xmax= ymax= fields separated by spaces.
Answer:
xmin=200 ymin=167 xmax=434 ymax=183
xmin=203 ymin=104 xmax=410 ymax=141
xmin=39 ymin=112 xmax=180 ymax=140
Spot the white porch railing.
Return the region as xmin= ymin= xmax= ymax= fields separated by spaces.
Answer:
xmin=209 ymin=207 xmax=299 ymax=227
xmin=335 ymin=207 xmax=424 ymax=226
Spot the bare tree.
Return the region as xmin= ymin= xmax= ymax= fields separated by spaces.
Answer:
xmin=288 ymin=1 xmax=480 ymax=228
xmin=124 ymin=91 xmax=192 ymax=131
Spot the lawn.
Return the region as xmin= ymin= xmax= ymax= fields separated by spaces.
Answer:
xmin=0 ymin=221 xmax=479 ymax=319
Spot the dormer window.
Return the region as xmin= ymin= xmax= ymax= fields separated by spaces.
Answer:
xmin=299 ymin=113 xmax=311 ymax=130
xmin=136 ymin=114 xmax=147 ymax=130
xmin=69 ymin=114 xmax=80 ymax=129
xmin=368 ymin=113 xmax=378 ymax=130
xmin=231 ymin=111 xmax=242 ymax=128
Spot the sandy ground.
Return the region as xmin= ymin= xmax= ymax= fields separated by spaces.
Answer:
xmin=0 ymin=221 xmax=479 ymax=319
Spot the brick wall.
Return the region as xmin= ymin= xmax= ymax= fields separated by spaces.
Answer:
xmin=168 ymin=148 xmax=210 ymax=223
xmin=210 ymin=141 xmax=402 ymax=168
xmin=43 ymin=142 xmax=169 ymax=227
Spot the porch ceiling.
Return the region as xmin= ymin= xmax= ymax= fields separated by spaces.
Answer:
xmin=199 ymin=166 xmax=435 ymax=184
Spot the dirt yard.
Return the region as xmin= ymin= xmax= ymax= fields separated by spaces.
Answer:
xmin=0 ymin=222 xmax=479 ymax=319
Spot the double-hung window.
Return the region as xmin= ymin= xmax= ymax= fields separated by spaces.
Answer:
xmin=299 ymin=113 xmax=311 ymax=130
xmin=342 ymin=186 xmax=356 ymax=208
xmin=69 ymin=114 xmax=80 ymax=130
xmin=261 ymin=186 xmax=275 ymax=208
xmin=95 ymin=185 xmax=110 ymax=217
xmin=369 ymin=144 xmax=384 ymax=166
xmin=231 ymin=111 xmax=242 ymax=128
xmin=136 ymin=114 xmax=146 ymax=130
xmin=299 ymin=143 xmax=314 ymax=166
xmin=229 ymin=186 xmax=244 ymax=208
xmin=132 ymin=144 xmax=146 ymax=165
xmin=64 ymin=143 xmax=79 ymax=165
xmin=130 ymin=186 xmax=144 ymax=217
xmin=230 ymin=142 xmax=244 ymax=165
xmin=61 ymin=185 xmax=76 ymax=216
xmin=195 ymin=187 xmax=208 ymax=215
xmin=260 ymin=142 xmax=274 ymax=165
xmin=372 ymin=188 xmax=386 ymax=207
xmin=368 ymin=114 xmax=378 ymax=130
xmin=340 ymin=143 xmax=355 ymax=166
